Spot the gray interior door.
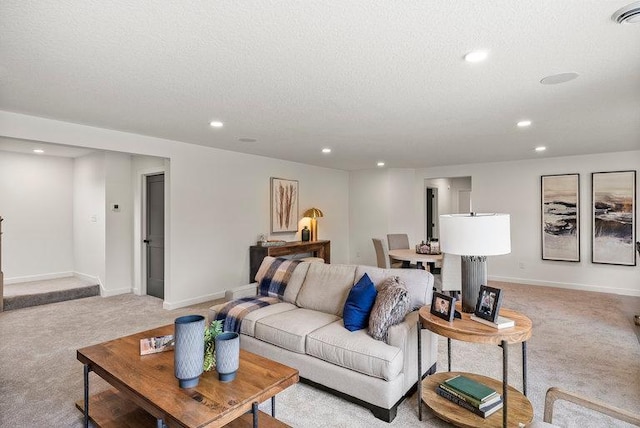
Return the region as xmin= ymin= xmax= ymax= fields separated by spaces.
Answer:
xmin=145 ymin=174 xmax=164 ymax=299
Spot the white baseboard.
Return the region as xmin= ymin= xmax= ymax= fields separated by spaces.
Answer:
xmin=5 ymin=271 xmax=73 ymax=284
xmin=163 ymin=291 xmax=225 ymax=310
xmin=489 ymin=275 xmax=640 ymax=297
xmin=102 ymin=287 xmax=134 ymax=297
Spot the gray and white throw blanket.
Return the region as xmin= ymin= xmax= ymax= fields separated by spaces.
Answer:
xmin=216 ymin=258 xmax=302 ymax=333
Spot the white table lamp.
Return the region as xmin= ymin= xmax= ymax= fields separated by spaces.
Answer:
xmin=439 ymin=213 xmax=511 ymax=312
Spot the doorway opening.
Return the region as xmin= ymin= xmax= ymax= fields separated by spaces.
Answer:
xmin=424 ymin=177 xmax=472 ymax=241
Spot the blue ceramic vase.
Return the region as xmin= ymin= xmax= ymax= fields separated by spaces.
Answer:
xmin=215 ymin=332 xmax=240 ymax=382
xmin=174 ymin=315 xmax=205 ymax=388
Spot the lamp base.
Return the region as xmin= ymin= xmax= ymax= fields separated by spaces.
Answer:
xmin=460 ymin=256 xmax=487 ymax=313
xmin=309 ymin=218 xmax=318 ymax=241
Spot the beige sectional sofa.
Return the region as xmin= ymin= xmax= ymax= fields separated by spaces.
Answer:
xmin=209 ymin=256 xmax=439 ymax=422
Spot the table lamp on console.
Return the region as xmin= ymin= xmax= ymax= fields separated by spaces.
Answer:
xmin=302 ymin=207 xmax=323 ymax=241
xmin=439 ymin=213 xmax=511 ymax=313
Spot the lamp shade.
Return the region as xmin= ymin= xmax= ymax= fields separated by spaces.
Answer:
xmin=303 ymin=208 xmax=324 ymax=219
xmin=439 ymin=213 xmax=511 ymax=256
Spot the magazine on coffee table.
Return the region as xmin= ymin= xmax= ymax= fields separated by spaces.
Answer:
xmin=140 ymin=334 xmax=174 ymax=355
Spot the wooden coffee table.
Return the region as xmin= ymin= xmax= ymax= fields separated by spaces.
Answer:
xmin=77 ymin=324 xmax=299 ymax=427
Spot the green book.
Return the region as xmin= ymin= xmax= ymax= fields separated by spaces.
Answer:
xmin=443 ymin=375 xmax=498 ymax=402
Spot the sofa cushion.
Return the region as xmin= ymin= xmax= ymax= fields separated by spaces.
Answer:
xmin=296 ymin=263 xmax=357 ymax=316
xmin=343 ymin=273 xmax=378 ymax=332
xmin=255 ymin=256 xmax=310 ymax=304
xmin=306 ymin=320 xmax=404 ymax=381
xmin=254 ymin=308 xmax=339 ymax=354
xmin=210 ymin=302 xmax=298 ymax=337
xmin=355 ymin=265 xmax=433 ymax=309
xmin=368 ymin=276 xmax=412 ymax=342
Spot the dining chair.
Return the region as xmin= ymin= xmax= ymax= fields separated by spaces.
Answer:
xmin=386 ymin=233 xmax=410 ymax=267
xmin=372 ymin=238 xmax=403 ymax=269
xmin=435 ymin=252 xmax=462 ymax=298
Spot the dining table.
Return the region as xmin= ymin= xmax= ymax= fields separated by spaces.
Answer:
xmin=388 ymin=249 xmax=443 ymax=271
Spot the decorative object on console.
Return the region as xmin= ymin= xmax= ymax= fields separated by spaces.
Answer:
xmin=541 ymin=174 xmax=580 ymax=262
xmin=368 ymin=276 xmax=411 ymax=342
xmin=303 ymin=207 xmax=324 ymax=241
xmin=174 ymin=315 xmax=205 ymax=388
xmin=270 ymin=177 xmax=298 ymax=234
xmin=430 ymin=291 xmax=456 ymax=322
xmin=301 ymin=225 xmax=310 ymax=241
xmin=439 ymin=213 xmax=511 ymax=313
xmin=215 ymin=332 xmax=240 ymax=382
xmin=592 ymin=170 xmax=636 ymax=266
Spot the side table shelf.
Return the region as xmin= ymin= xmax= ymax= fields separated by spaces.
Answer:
xmin=417 ymin=305 xmax=533 ymax=428
xmin=422 ymin=372 xmax=533 ymax=428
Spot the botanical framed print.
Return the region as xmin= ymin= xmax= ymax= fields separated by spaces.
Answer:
xmin=270 ymin=177 xmax=299 ymax=234
xmin=592 ymin=170 xmax=636 ymax=266
xmin=541 ymin=174 xmax=580 ymax=262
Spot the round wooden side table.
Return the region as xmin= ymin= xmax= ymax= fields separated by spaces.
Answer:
xmin=417 ymin=305 xmax=533 ymax=428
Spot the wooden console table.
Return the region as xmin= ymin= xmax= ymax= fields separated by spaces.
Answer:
xmin=249 ymin=240 xmax=330 ymax=282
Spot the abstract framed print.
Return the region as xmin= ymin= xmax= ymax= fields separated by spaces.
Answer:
xmin=592 ymin=170 xmax=636 ymax=266
xmin=541 ymin=174 xmax=580 ymax=262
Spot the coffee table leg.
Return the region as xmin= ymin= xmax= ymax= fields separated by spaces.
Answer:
xmin=252 ymin=402 xmax=259 ymax=427
xmin=83 ymin=364 xmax=90 ymax=428
xmin=272 ymin=396 xmax=276 ymax=417
xmin=502 ymin=340 xmax=508 ymax=428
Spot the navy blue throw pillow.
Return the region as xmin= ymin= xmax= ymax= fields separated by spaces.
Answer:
xmin=343 ymin=273 xmax=378 ymax=331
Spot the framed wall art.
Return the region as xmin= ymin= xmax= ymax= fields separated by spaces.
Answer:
xmin=270 ymin=177 xmax=299 ymax=234
xmin=592 ymin=170 xmax=636 ymax=266
xmin=541 ymin=174 xmax=580 ymax=262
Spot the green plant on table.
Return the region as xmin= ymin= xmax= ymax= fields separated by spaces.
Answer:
xmin=203 ymin=319 xmax=224 ymax=371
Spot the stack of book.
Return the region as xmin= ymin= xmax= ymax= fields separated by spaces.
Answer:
xmin=436 ymin=375 xmax=504 ymax=418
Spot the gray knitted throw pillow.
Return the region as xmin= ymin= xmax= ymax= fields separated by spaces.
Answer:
xmin=368 ymin=276 xmax=411 ymax=342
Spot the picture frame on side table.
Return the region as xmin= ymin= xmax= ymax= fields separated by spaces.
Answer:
xmin=270 ymin=177 xmax=299 ymax=234
xmin=430 ymin=292 xmax=456 ymax=322
xmin=592 ymin=170 xmax=636 ymax=266
xmin=473 ymin=285 xmax=503 ymax=323
xmin=541 ymin=174 xmax=580 ymax=262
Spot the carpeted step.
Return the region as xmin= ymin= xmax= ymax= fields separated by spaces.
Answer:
xmin=3 ymin=284 xmax=100 ymax=311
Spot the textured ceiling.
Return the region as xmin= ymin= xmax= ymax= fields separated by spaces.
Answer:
xmin=1 ymin=1 xmax=639 ymax=170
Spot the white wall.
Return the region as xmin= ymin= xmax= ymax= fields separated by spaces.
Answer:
xmin=0 ymin=151 xmax=74 ymax=281
xmin=0 ymin=111 xmax=350 ymax=309
xmin=73 ymin=152 xmax=106 ymax=286
xmin=104 ymin=152 xmax=133 ymax=295
xmin=424 ymin=176 xmax=472 ymax=239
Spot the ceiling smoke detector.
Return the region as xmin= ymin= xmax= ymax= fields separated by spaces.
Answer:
xmin=612 ymin=2 xmax=640 ymax=24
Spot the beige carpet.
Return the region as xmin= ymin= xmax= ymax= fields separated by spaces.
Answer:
xmin=0 ymin=281 xmax=638 ymax=427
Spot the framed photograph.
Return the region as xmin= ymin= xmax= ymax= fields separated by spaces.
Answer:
xmin=474 ymin=285 xmax=503 ymax=323
xmin=541 ymin=174 xmax=580 ymax=262
xmin=270 ymin=177 xmax=299 ymax=234
xmin=592 ymin=170 xmax=636 ymax=266
xmin=430 ymin=292 xmax=456 ymax=322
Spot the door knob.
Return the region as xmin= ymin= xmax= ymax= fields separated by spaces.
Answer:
xmin=143 ymin=239 xmax=150 ymax=244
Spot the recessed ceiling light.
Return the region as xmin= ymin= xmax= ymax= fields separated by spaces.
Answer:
xmin=464 ymin=50 xmax=488 ymax=63
xmin=209 ymin=121 xmax=224 ymax=128
xmin=540 ymin=73 xmax=579 ymax=85
xmin=33 ymin=149 xmax=44 ymax=154
xmin=612 ymin=1 xmax=640 ymax=23
xmin=377 ymin=162 xmax=385 ymax=167
xmin=322 ymin=148 xmax=331 ymax=154
xmin=517 ymin=120 xmax=532 ymax=127
xmin=238 ymin=138 xmax=257 ymax=143
xmin=535 ymin=146 xmax=547 ymax=152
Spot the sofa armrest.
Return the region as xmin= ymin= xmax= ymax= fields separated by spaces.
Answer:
xmin=387 ymin=311 xmax=438 ymax=392
xmin=224 ymin=283 xmax=258 ymax=301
